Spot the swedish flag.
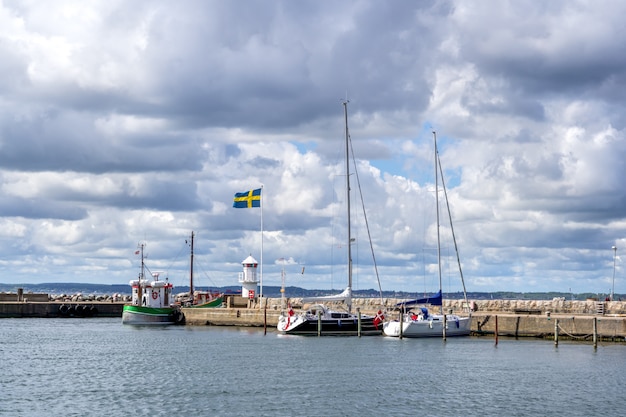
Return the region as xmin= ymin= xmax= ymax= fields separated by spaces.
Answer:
xmin=233 ymin=188 xmax=262 ymax=208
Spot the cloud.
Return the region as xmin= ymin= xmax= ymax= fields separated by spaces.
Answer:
xmin=0 ymin=1 xmax=625 ymax=296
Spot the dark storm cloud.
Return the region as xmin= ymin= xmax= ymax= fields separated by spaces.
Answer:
xmin=0 ymin=109 xmax=205 ymax=174
xmin=0 ymin=196 xmax=87 ymax=220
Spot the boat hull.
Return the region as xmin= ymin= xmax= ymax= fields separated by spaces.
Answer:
xmin=278 ymin=315 xmax=382 ymax=336
xmin=190 ymin=297 xmax=223 ymax=308
xmin=121 ymin=305 xmax=183 ymax=325
xmin=383 ymin=315 xmax=471 ymax=338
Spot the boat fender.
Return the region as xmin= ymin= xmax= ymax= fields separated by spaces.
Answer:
xmin=59 ymin=304 xmax=69 ymax=315
xmin=429 ymin=321 xmax=433 ymax=329
xmin=75 ymin=305 xmax=85 ymax=317
xmin=172 ymin=310 xmax=185 ymax=324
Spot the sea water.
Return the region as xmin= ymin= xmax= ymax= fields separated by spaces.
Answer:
xmin=1 ymin=318 xmax=625 ymax=417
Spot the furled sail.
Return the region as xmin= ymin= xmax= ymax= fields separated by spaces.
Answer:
xmin=395 ymin=290 xmax=442 ymax=307
xmin=301 ymin=287 xmax=352 ymax=304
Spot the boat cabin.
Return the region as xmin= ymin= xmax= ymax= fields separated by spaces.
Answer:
xmin=129 ymin=273 xmax=174 ymax=308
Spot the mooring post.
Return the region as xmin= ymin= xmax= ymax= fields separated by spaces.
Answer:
xmin=593 ymin=317 xmax=598 ymax=349
xmin=554 ymin=318 xmax=559 ymax=347
xmin=263 ymin=303 xmax=267 ymax=335
xmin=495 ymin=315 xmax=498 ymax=346
xmin=357 ymin=308 xmax=362 ymax=337
xmin=317 ymin=310 xmax=322 ymax=337
xmin=399 ymin=308 xmax=403 ymax=339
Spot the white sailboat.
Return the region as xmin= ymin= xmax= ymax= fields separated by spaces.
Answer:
xmin=277 ymin=101 xmax=383 ymax=336
xmin=383 ymin=132 xmax=471 ymax=338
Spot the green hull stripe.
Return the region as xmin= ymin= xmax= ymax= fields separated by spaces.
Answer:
xmin=123 ymin=305 xmax=174 ymax=315
xmin=191 ymin=297 xmax=223 ymax=308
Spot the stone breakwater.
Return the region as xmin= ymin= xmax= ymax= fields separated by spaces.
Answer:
xmin=2 ymin=291 xmax=199 ymax=304
xmin=0 ymin=291 xmax=130 ymax=303
xmin=49 ymin=293 xmax=131 ymax=303
xmin=276 ymin=297 xmax=626 ymax=316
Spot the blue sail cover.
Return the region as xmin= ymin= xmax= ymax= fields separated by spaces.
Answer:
xmin=395 ymin=290 xmax=442 ymax=307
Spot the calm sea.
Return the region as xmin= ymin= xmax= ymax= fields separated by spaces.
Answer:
xmin=1 ymin=318 xmax=624 ymax=417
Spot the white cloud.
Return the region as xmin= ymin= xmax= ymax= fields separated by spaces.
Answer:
xmin=0 ymin=0 xmax=625 ymax=296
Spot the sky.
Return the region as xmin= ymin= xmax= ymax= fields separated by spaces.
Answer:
xmin=1 ymin=0 xmax=625 ymax=296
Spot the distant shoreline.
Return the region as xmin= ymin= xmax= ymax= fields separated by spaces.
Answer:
xmin=0 ymin=283 xmax=621 ymax=301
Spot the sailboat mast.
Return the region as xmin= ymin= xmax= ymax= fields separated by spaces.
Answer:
xmin=138 ymin=243 xmax=145 ymax=303
xmin=190 ymin=231 xmax=194 ymax=299
xmin=343 ymin=100 xmax=352 ymax=313
xmin=437 ymin=153 xmax=469 ymax=307
xmin=434 ymin=132 xmax=443 ymax=316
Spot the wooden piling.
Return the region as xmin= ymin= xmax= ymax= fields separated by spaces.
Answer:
xmin=495 ymin=315 xmax=498 ymax=346
xmin=554 ymin=319 xmax=559 ymax=347
xmin=593 ymin=317 xmax=597 ymax=349
xmin=357 ymin=308 xmax=362 ymax=337
xmin=317 ymin=310 xmax=321 ymax=337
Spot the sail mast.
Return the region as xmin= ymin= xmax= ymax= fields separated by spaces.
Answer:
xmin=343 ymin=100 xmax=352 ymax=313
xmin=437 ymin=152 xmax=469 ymax=307
xmin=190 ymin=231 xmax=194 ymax=300
xmin=138 ymin=243 xmax=145 ymax=303
xmin=434 ymin=131 xmax=448 ymax=340
xmin=434 ymin=132 xmax=443 ymax=315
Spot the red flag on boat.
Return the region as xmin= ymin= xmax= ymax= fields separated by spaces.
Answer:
xmin=374 ymin=309 xmax=385 ymax=329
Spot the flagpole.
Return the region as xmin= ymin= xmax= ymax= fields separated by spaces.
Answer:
xmin=260 ymin=184 xmax=264 ymax=303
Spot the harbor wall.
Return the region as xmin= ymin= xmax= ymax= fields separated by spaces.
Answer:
xmin=471 ymin=313 xmax=626 ymax=341
xmin=2 ymin=297 xmax=625 ymax=340
xmin=183 ymin=297 xmax=626 ymax=340
xmin=0 ymin=301 xmax=124 ymax=318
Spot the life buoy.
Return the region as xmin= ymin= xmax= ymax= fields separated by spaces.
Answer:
xmin=152 ymin=291 xmax=159 ymax=300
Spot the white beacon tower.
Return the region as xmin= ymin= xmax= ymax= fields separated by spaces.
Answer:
xmin=239 ymin=255 xmax=258 ymax=299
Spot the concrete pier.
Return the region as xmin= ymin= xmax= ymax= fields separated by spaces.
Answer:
xmin=182 ymin=307 xmax=626 ymax=341
xmin=0 ymin=301 xmax=124 ymax=318
xmin=2 ymin=295 xmax=625 ymax=341
xmin=183 ymin=297 xmax=626 ymax=341
xmin=471 ymin=312 xmax=626 ymax=341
